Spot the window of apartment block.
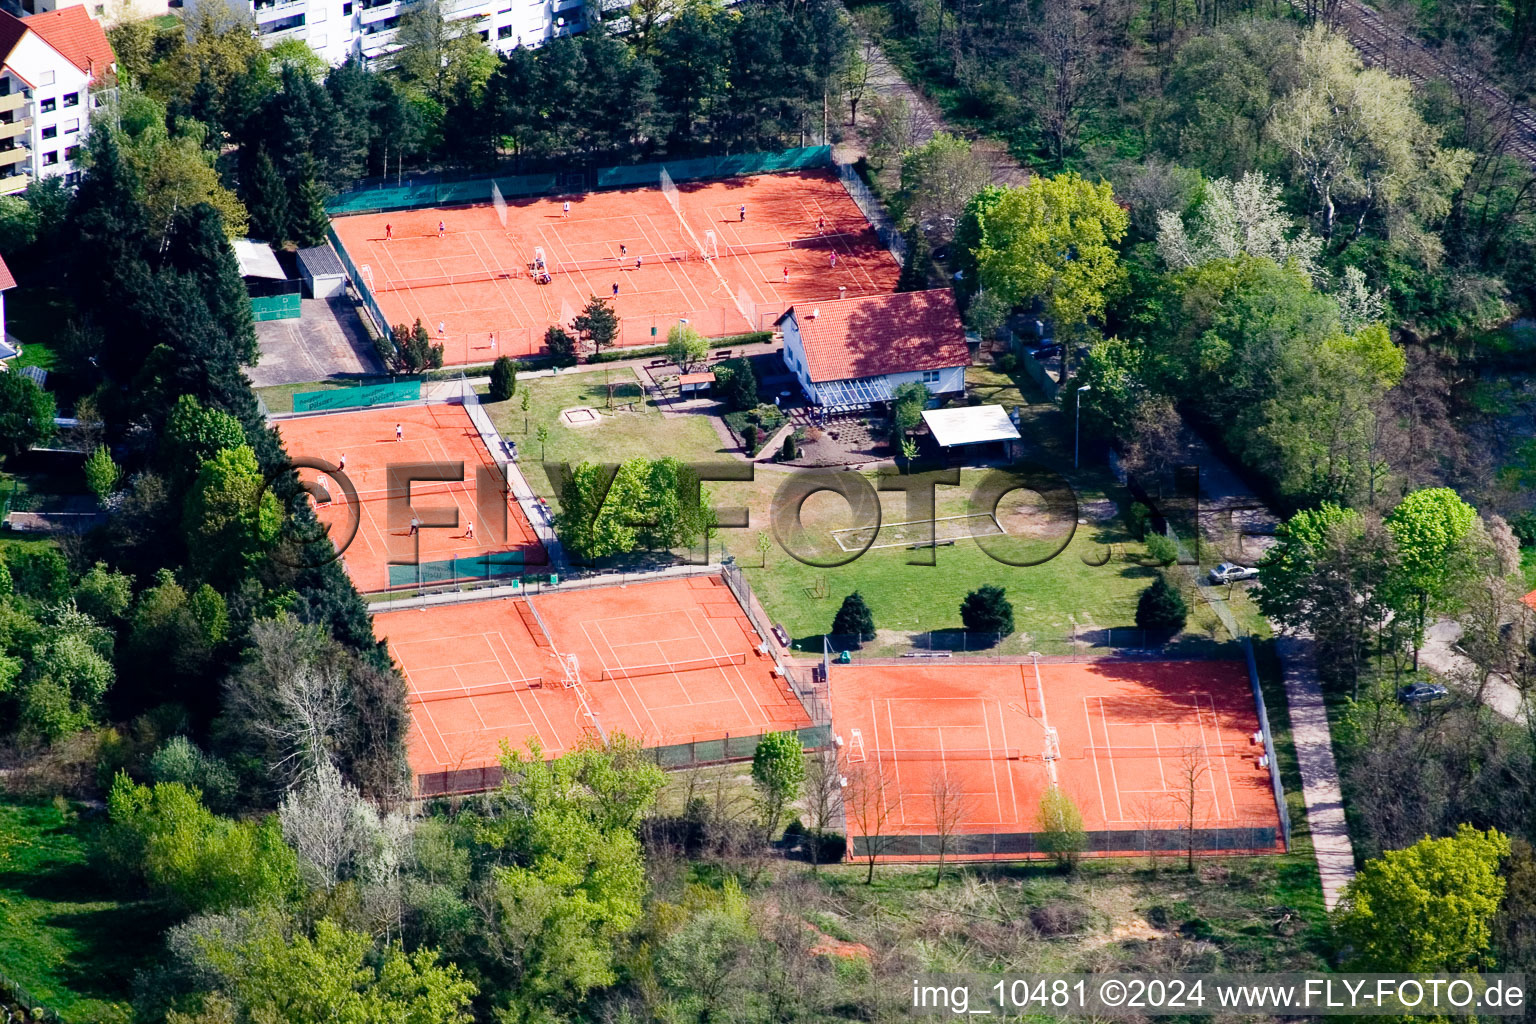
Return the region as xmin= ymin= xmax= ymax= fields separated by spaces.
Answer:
xmin=498 ymin=23 xmax=512 ymax=37
xmin=65 ymin=145 xmax=79 ymax=160
xmin=38 ymin=71 xmax=54 ymax=86
xmin=63 ymin=92 xmax=79 ymax=107
xmin=39 ymin=98 xmax=54 ymax=113
xmin=64 ymin=118 xmax=78 ymax=133
xmin=65 ymin=171 xmax=80 ymax=185
xmin=922 ymin=370 xmax=940 ymax=384
xmin=42 ymin=151 xmax=57 ymax=165
xmin=343 ymin=3 xmax=353 ymax=14
xmin=41 ymin=125 xmax=55 ymax=140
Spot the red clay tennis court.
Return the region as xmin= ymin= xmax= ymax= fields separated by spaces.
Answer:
xmin=376 ymin=575 xmax=813 ymax=796
xmin=830 ymin=660 xmax=1283 ymax=860
xmin=329 ymin=169 xmax=901 ymax=364
xmin=275 ymin=403 xmax=544 ymax=593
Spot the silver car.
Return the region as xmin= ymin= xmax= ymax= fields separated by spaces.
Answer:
xmin=1208 ymin=563 xmax=1260 ymax=585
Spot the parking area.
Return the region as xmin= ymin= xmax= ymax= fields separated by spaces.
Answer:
xmin=249 ymin=296 xmax=383 ymax=387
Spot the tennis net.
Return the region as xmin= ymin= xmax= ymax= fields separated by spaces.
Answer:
xmin=716 ymin=231 xmax=867 ymax=259
xmin=1077 ymin=743 xmax=1244 ymax=758
xmin=554 ymin=250 xmax=689 ymax=274
xmin=598 ymin=651 xmax=748 ymax=680
xmin=855 ymin=747 xmax=1025 ymax=761
xmin=411 ymin=677 xmax=544 ymax=703
xmin=376 ymin=268 xmax=520 ymax=292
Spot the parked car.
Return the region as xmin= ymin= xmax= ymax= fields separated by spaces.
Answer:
xmin=1398 ymin=682 xmax=1449 ymax=705
xmin=1208 ymin=563 xmax=1260 ymax=585
xmin=1031 ymin=343 xmax=1062 ymax=359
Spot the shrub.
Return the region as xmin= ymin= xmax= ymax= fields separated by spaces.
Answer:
xmin=1136 ymin=576 xmax=1188 ymax=635
xmin=780 ymin=433 xmax=798 ymax=461
xmin=488 ymin=356 xmax=517 ymax=402
xmin=741 ymin=424 xmax=758 ymax=452
xmin=545 ymin=325 xmax=577 ymax=366
xmin=1143 ymin=532 xmax=1178 ymax=566
xmin=995 ymin=352 xmax=1017 ymax=373
xmin=84 ymin=445 xmax=122 ymax=501
xmin=959 ymin=584 xmax=1013 ymax=637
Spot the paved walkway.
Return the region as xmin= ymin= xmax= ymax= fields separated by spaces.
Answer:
xmin=1274 ymin=634 xmax=1356 ymax=910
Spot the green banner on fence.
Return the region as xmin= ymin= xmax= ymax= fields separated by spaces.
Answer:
xmin=292 ymin=379 xmax=422 ymax=412
xmin=251 ymin=292 xmax=302 ymax=322
xmin=326 ymin=147 xmax=834 ymax=217
xmin=386 ymin=550 xmax=527 ymax=588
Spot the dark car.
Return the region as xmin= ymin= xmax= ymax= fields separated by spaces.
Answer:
xmin=1398 ymin=682 xmax=1449 ymax=705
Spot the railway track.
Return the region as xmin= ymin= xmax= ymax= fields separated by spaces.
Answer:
xmin=1289 ymin=0 xmax=1536 ymax=166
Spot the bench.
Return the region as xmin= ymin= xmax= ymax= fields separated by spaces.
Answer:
xmin=901 ymin=651 xmax=953 ymax=659
xmin=711 ymin=350 xmax=732 ymax=360
xmin=648 ymin=359 xmax=670 ymax=368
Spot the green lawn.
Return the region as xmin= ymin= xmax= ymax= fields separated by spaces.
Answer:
xmin=485 ymin=370 xmax=727 ymax=494
xmin=6 ymin=286 xmax=72 ymax=374
xmin=487 ymin=364 xmax=1223 ymax=649
xmin=1522 ymin=547 xmax=1536 ymax=592
xmin=0 ymin=800 xmax=167 ymax=1022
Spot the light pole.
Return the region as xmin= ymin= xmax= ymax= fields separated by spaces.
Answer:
xmin=1074 ymin=384 xmax=1092 ymax=469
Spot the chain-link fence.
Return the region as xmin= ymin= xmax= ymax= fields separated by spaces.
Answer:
xmin=817 ymin=629 xmax=1242 ymax=663
xmin=836 ymin=162 xmax=907 ymax=267
xmin=852 ymin=822 xmax=1283 ymax=859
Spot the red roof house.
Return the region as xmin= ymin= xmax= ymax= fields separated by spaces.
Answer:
xmin=775 ymin=289 xmax=969 ymax=410
xmin=22 ymin=7 xmax=114 ymax=84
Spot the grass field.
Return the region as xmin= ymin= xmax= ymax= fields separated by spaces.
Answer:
xmin=485 ymin=371 xmax=727 ymax=491
xmin=0 ymin=800 xmax=164 ymax=1022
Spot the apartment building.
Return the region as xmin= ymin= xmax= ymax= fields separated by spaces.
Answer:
xmin=193 ymin=0 xmax=586 ymax=66
xmin=0 ymin=6 xmax=114 ymax=194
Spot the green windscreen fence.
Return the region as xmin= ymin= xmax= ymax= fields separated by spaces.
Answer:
xmin=386 ymin=550 xmax=527 ymax=588
xmin=292 ymin=379 xmax=422 ymax=412
xmin=327 ymin=146 xmax=834 ymax=217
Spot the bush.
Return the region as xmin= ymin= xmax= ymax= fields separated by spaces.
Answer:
xmin=742 ymin=424 xmax=758 ymax=451
xmin=780 ymin=433 xmax=798 ymax=461
xmin=488 ymin=356 xmax=517 ymax=402
xmin=1136 ymin=576 xmax=1188 ymax=634
xmin=960 ymin=584 xmax=1014 ymax=637
xmin=1143 ymin=532 xmax=1178 ymax=565
xmin=995 ymin=352 xmax=1017 ymax=373
xmin=545 ymin=325 xmax=577 ymax=366
xmin=84 ymin=445 xmax=122 ymax=501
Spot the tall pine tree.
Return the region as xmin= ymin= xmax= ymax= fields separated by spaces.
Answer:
xmin=291 ymin=159 xmax=332 ymax=249
xmin=245 ymin=148 xmax=289 ymax=245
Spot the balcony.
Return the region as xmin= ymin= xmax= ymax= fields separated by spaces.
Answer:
xmin=0 ymin=117 xmax=29 ymax=143
xmin=0 ymin=171 xmax=28 ymax=194
xmin=0 ymin=93 xmax=27 ymax=115
xmin=359 ymin=2 xmax=397 ymax=23
xmin=255 ymin=0 xmax=307 ymax=23
xmin=0 ymin=146 xmax=27 ymax=169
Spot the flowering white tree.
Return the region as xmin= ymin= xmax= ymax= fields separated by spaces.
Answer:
xmin=1335 ymin=265 xmax=1387 ymax=333
xmin=1156 ymin=171 xmax=1324 ymax=281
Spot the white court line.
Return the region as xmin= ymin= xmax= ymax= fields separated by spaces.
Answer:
xmin=1097 ymin=697 xmax=1127 ymax=821
xmin=580 ymin=620 xmax=662 ymax=739
xmin=1082 ymin=696 xmax=1110 ymax=825
xmin=884 ymin=698 xmax=906 ymax=823
xmin=480 ymin=630 xmax=554 ymax=751
xmin=996 ymin=698 xmax=1020 ymax=824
